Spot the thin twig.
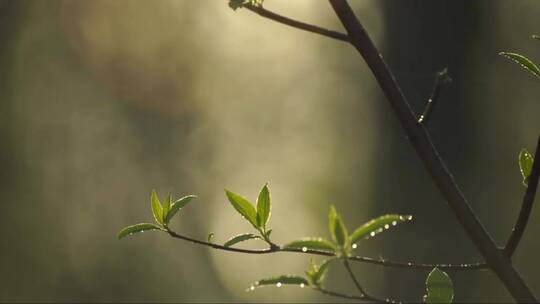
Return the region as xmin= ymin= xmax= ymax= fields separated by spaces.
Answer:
xmin=316 ymin=287 xmax=365 ymax=301
xmin=505 ymin=135 xmax=540 ymax=256
xmin=418 ymin=68 xmax=452 ymax=124
xmin=327 ymin=0 xmax=537 ymax=302
xmin=242 ymin=4 xmax=349 ymax=42
xmin=167 ymin=229 xmax=486 ymax=270
xmin=343 ymin=258 xmax=400 ymax=304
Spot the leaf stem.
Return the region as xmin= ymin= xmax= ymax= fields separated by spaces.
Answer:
xmin=242 ymin=4 xmax=349 ymax=42
xmin=505 ymin=135 xmax=540 ymax=256
xmin=327 ymin=0 xmax=536 ymax=301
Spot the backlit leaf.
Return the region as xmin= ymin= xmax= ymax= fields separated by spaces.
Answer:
xmin=350 ymin=214 xmax=413 ymax=244
xmin=256 ymin=184 xmax=271 ymax=231
xmin=283 ymin=238 xmax=336 ymax=252
xmin=223 ymin=233 xmax=261 ymax=247
xmin=328 ymin=205 xmax=349 ymax=249
xmin=519 ymin=149 xmax=534 ymax=187
xmin=225 ymin=189 xmax=259 ymax=229
xmin=425 ymin=268 xmax=454 ymax=304
xmin=164 ymin=195 xmax=197 ymax=224
xmin=499 ymin=52 xmax=540 ymax=79
xmin=151 ymin=190 xmax=164 ymax=225
xmin=117 ymin=223 xmax=162 ymax=239
xmin=249 ymin=275 xmax=308 ymax=290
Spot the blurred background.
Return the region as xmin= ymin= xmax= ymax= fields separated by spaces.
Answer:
xmin=0 ymin=0 xmax=539 ymax=302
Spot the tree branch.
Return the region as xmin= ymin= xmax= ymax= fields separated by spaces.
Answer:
xmin=316 ymin=287 xmax=365 ymax=301
xmin=166 ymin=229 xmax=485 ymax=270
xmin=327 ymin=0 xmax=537 ymax=302
xmin=242 ymin=4 xmax=349 ymax=42
xmin=343 ymin=258 xmax=399 ymax=303
xmin=505 ymin=135 xmax=540 ymax=256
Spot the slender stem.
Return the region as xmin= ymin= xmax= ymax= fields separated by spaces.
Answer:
xmin=327 ymin=0 xmax=536 ymax=302
xmin=343 ymin=258 xmax=400 ymax=304
xmin=316 ymin=287 xmax=365 ymax=301
xmin=242 ymin=4 xmax=349 ymax=42
xmin=167 ymin=229 xmax=485 ymax=270
xmin=505 ymin=135 xmax=540 ymax=256
xmin=418 ymin=68 xmax=452 ymax=124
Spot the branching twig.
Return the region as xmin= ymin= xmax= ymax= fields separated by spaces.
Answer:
xmin=167 ymin=229 xmax=486 ymax=270
xmin=327 ymin=0 xmax=537 ymax=302
xmin=242 ymin=4 xmax=349 ymax=42
xmin=505 ymin=135 xmax=540 ymax=256
xmin=418 ymin=68 xmax=452 ymax=124
xmin=343 ymin=258 xmax=400 ymax=303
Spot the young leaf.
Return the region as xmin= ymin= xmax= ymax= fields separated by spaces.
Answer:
xmin=151 ymin=190 xmax=164 ymax=225
xmin=519 ymin=149 xmax=534 ymax=187
xmin=223 ymin=233 xmax=261 ymax=247
xmin=225 ymin=189 xmax=259 ymax=229
xmin=249 ymin=275 xmax=309 ymax=290
xmin=283 ymin=238 xmax=337 ymax=252
xmin=164 ymin=195 xmax=197 ymax=224
xmin=328 ymin=205 xmax=349 ymax=249
xmin=306 ymin=258 xmax=334 ymax=287
xmin=207 ymin=232 xmax=215 ymax=242
xmin=117 ymin=223 xmax=162 ymax=239
xmin=162 ymin=194 xmax=172 ymax=223
xmin=499 ymin=52 xmax=540 ymax=79
xmin=424 ymin=268 xmax=454 ymax=304
xmin=256 ymin=184 xmax=271 ymax=230
xmin=350 ymin=214 xmax=413 ymax=244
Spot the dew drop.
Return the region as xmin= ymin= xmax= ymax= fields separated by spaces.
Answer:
xmin=276 ymin=282 xmax=282 ymax=288
xmin=250 ymin=286 xmax=255 ymax=291
xmin=370 ymin=231 xmax=376 ymax=237
xmin=391 ymin=221 xmax=398 ymax=226
xmin=407 ymin=215 xmax=413 ymax=220
xmin=384 ymin=224 xmax=390 ymax=229
xmin=300 ymin=283 xmax=305 ymax=288
xmin=302 ymin=247 xmax=307 ymax=252
xmin=352 ymin=243 xmax=358 ymax=249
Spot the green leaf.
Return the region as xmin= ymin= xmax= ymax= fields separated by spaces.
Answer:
xmin=519 ymin=149 xmax=534 ymax=187
xmin=283 ymin=238 xmax=336 ymax=252
xmin=225 ymin=189 xmax=259 ymax=229
xmin=207 ymin=232 xmax=215 ymax=242
xmin=328 ymin=205 xmax=349 ymax=249
xmin=249 ymin=275 xmax=309 ymax=290
xmin=223 ymin=233 xmax=261 ymax=247
xmin=424 ymin=268 xmax=454 ymax=304
xmin=350 ymin=214 xmax=413 ymax=244
xmin=499 ymin=52 xmax=540 ymax=79
xmin=151 ymin=190 xmax=164 ymax=225
xmin=164 ymin=195 xmax=197 ymax=224
xmin=162 ymin=194 xmax=172 ymax=223
xmin=306 ymin=258 xmax=334 ymax=286
xmin=117 ymin=223 xmax=162 ymax=239
xmin=256 ymin=184 xmax=271 ymax=231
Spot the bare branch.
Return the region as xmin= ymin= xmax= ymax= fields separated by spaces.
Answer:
xmin=505 ymin=135 xmax=540 ymax=256
xmin=418 ymin=68 xmax=452 ymax=124
xmin=241 ymin=4 xmax=349 ymax=42
xmin=327 ymin=0 xmax=537 ymax=302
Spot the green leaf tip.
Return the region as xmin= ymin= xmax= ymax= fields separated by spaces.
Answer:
xmin=499 ymin=52 xmax=540 ymax=79
xmin=247 ymin=275 xmax=309 ymax=291
xmin=256 ymin=183 xmax=271 ymax=231
xmin=228 ymin=0 xmax=264 ymax=11
xmin=223 ymin=233 xmax=261 ymax=247
xmin=118 ymin=223 xmax=162 ymax=239
xmin=424 ymin=268 xmax=454 ymax=304
xmin=225 ymin=189 xmax=259 ymax=230
xmin=283 ymin=238 xmax=336 ymax=252
xmin=519 ymin=148 xmax=534 ymax=187
xmin=350 ymin=214 xmax=413 ymax=245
